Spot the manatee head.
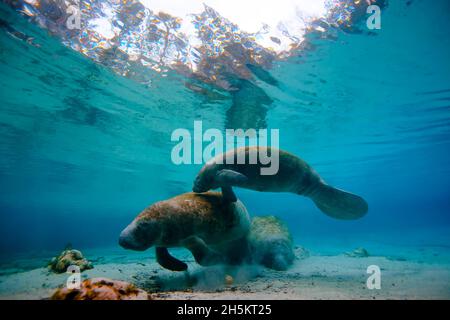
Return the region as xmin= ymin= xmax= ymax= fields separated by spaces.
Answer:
xmin=248 ymin=216 xmax=295 ymax=271
xmin=193 ymin=163 xmax=217 ymax=193
xmin=119 ymin=217 xmax=160 ymax=251
xmin=258 ymin=239 xmax=295 ymax=271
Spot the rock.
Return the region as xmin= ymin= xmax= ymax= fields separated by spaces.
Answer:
xmin=294 ymin=246 xmax=310 ymax=260
xmin=47 ymin=249 xmax=93 ymax=273
xmin=345 ymin=247 xmax=370 ymax=258
xmin=225 ymin=275 xmax=234 ymax=286
xmin=51 ymin=278 xmax=149 ymax=300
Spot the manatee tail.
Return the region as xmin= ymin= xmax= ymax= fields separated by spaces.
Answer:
xmin=309 ymin=183 xmax=368 ymax=220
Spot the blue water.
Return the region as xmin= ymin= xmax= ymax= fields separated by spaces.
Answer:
xmin=0 ymin=0 xmax=449 ymax=263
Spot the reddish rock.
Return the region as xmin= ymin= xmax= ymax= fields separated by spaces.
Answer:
xmin=51 ymin=278 xmax=149 ymax=300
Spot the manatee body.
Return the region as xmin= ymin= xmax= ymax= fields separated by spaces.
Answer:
xmin=248 ymin=216 xmax=295 ymax=271
xmin=119 ymin=192 xmax=251 ymax=271
xmin=193 ymin=146 xmax=368 ymax=220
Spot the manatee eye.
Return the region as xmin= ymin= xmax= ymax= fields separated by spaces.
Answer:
xmin=134 ymin=220 xmax=157 ymax=246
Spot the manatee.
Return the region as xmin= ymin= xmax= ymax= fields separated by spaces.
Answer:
xmin=248 ymin=216 xmax=295 ymax=271
xmin=119 ymin=187 xmax=251 ymax=271
xmin=193 ymin=146 xmax=368 ymax=220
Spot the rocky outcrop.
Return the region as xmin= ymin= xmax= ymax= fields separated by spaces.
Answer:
xmin=47 ymin=249 xmax=93 ymax=273
xmin=294 ymin=246 xmax=310 ymax=260
xmin=51 ymin=278 xmax=149 ymax=300
xmin=345 ymin=247 xmax=370 ymax=258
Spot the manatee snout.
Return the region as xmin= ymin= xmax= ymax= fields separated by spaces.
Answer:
xmin=256 ymin=241 xmax=295 ymax=271
xmin=192 ymin=183 xmax=206 ymax=193
xmin=119 ymin=220 xmax=158 ymax=251
xmin=269 ymin=244 xmax=295 ymax=271
xmin=193 ymin=174 xmax=209 ymax=193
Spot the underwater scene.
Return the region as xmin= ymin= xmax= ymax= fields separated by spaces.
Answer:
xmin=0 ymin=0 xmax=449 ymax=300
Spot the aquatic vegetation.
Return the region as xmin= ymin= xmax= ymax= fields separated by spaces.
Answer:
xmin=47 ymin=249 xmax=93 ymax=273
xmin=51 ymin=278 xmax=149 ymax=300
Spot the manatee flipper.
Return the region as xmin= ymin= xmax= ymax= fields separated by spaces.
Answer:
xmin=310 ymin=183 xmax=368 ymax=220
xmin=215 ymin=169 xmax=248 ymax=187
xmin=155 ymin=247 xmax=188 ymax=271
xmin=183 ymin=237 xmax=224 ymax=266
xmin=221 ymin=186 xmax=237 ymax=203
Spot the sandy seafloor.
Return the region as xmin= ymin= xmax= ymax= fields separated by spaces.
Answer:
xmin=0 ymin=242 xmax=449 ymax=300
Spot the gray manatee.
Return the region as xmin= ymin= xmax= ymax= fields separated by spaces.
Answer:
xmin=248 ymin=216 xmax=295 ymax=271
xmin=193 ymin=146 xmax=368 ymax=220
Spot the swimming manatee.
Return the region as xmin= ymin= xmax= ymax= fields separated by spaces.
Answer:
xmin=193 ymin=146 xmax=368 ymax=220
xmin=119 ymin=187 xmax=251 ymax=271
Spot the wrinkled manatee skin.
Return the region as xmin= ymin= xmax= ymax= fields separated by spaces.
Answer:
xmin=248 ymin=216 xmax=295 ymax=271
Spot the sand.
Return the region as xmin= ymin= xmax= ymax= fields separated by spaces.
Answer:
xmin=0 ymin=245 xmax=449 ymax=300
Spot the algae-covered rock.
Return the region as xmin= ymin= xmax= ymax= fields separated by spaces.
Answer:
xmin=248 ymin=216 xmax=295 ymax=271
xmin=294 ymin=246 xmax=310 ymax=260
xmin=51 ymin=278 xmax=149 ymax=300
xmin=47 ymin=249 xmax=93 ymax=273
xmin=225 ymin=275 xmax=234 ymax=286
xmin=345 ymin=247 xmax=370 ymax=258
